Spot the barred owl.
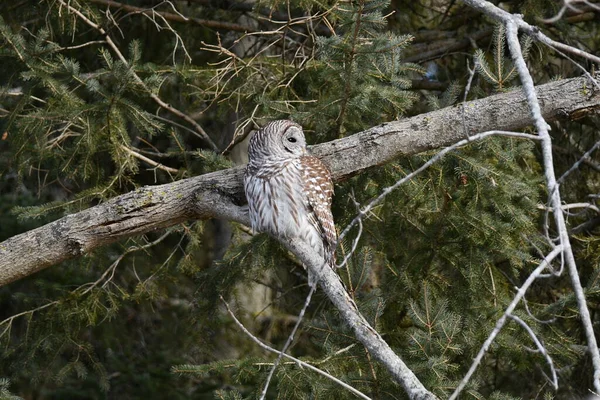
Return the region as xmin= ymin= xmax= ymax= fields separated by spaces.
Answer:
xmin=244 ymin=120 xmax=336 ymax=281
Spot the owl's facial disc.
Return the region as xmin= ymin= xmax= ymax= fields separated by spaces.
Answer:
xmin=282 ymin=125 xmax=306 ymax=155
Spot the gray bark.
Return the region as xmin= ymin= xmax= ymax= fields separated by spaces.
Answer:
xmin=0 ymin=75 xmax=598 ymax=287
xmin=286 ymin=238 xmax=439 ymax=399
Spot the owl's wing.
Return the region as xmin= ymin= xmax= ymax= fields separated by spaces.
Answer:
xmin=300 ymin=155 xmax=337 ymax=263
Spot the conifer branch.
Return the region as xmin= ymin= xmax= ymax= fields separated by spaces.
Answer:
xmin=55 ymin=0 xmax=219 ymax=151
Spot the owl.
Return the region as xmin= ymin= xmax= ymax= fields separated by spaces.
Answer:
xmin=243 ymin=120 xmax=337 ymax=281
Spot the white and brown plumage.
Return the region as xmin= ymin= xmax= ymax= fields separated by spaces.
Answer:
xmin=244 ymin=120 xmax=336 ymax=277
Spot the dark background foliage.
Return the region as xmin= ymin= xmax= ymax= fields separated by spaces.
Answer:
xmin=0 ymin=0 xmax=599 ymax=398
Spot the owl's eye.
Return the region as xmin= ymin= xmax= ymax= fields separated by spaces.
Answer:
xmin=287 ymin=137 xmax=297 ymax=143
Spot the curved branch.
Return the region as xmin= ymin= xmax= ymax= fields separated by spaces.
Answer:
xmin=219 ymin=295 xmax=373 ymax=400
xmin=0 ymin=75 xmax=598 ymax=287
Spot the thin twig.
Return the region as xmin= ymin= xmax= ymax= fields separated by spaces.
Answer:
xmin=336 ymin=192 xmax=364 ymax=270
xmin=522 ymin=294 xmax=556 ymax=324
xmin=461 ymin=58 xmax=479 ymax=138
xmin=89 ymin=0 xmax=256 ymax=33
xmin=504 ymin=19 xmax=600 ymax=393
xmin=541 ymin=44 xmax=600 ymax=91
xmin=449 ymin=245 xmax=564 ymax=399
xmin=509 ymin=314 xmax=558 ymax=389
xmin=117 ymin=1 xmax=192 ymax=64
xmin=556 ymin=140 xmax=600 ymax=184
xmin=259 ymin=284 xmax=318 ymax=400
xmin=219 ymin=296 xmax=372 ymax=400
xmin=120 ymin=144 xmax=180 ymax=175
xmin=542 ymin=0 xmax=600 ymax=23
xmin=78 ymin=231 xmax=173 ymax=295
xmin=0 ymin=300 xmax=60 ymax=339
xmin=537 ymin=202 xmax=600 ymax=214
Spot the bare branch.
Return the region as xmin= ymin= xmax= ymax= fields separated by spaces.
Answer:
xmin=78 ymin=230 xmax=173 ymax=296
xmin=504 ymin=19 xmax=600 ymax=393
xmin=88 ymin=0 xmax=256 ymax=33
xmin=259 ymin=284 xmax=318 ymax=400
xmin=557 ymin=140 xmax=600 ymax=184
xmin=542 ymin=0 xmax=600 ymax=24
xmin=219 ymin=296 xmax=373 ymax=400
xmin=509 ymin=314 xmax=558 ymax=389
xmin=462 ymin=0 xmax=600 ymax=64
xmin=449 ymin=245 xmax=564 ymax=400
xmin=461 ymin=58 xmax=479 ymax=138
xmin=281 ymin=239 xmax=438 ymax=400
xmin=120 ymin=145 xmax=180 ymax=175
xmin=0 ymin=300 xmax=60 ymax=340
xmin=537 ymin=202 xmax=600 ymax=215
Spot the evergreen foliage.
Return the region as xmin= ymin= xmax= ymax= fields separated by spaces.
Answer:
xmin=0 ymin=0 xmax=598 ymax=399
xmin=475 ymin=25 xmax=534 ymax=92
xmin=0 ymin=378 xmax=21 ymax=400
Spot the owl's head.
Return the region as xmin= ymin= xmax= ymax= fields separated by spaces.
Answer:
xmin=248 ymin=120 xmax=307 ymax=161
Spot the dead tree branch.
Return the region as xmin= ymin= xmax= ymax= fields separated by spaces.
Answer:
xmin=462 ymin=0 xmax=600 ymax=64
xmin=219 ymin=295 xmax=374 ymax=400
xmin=283 ymin=238 xmax=438 ymax=399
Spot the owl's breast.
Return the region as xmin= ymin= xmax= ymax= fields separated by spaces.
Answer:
xmin=244 ymin=161 xmax=322 ymax=252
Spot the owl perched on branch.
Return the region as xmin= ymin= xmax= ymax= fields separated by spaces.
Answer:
xmin=244 ymin=120 xmax=337 ymax=282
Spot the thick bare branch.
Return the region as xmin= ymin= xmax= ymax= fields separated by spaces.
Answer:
xmin=0 ymin=75 xmax=599 ymax=287
xmin=310 ymin=75 xmax=600 ymax=178
xmin=283 ymin=239 xmax=438 ymax=400
xmin=505 ymin=20 xmax=600 ymax=393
